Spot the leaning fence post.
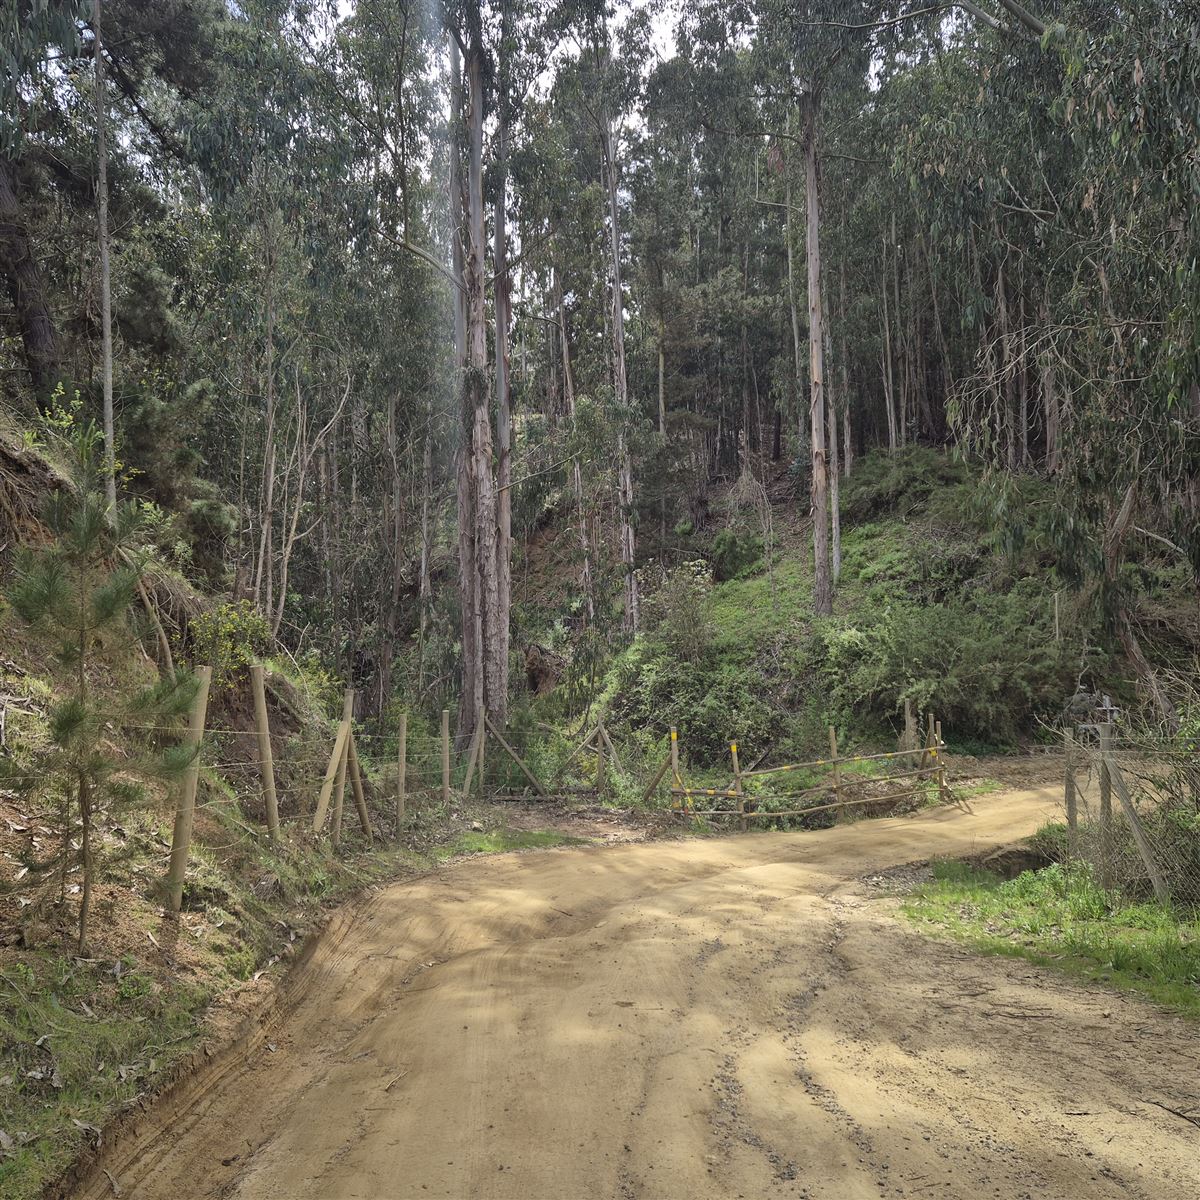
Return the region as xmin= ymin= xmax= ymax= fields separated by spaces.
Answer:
xmin=477 ymin=702 xmax=487 ymax=796
xmin=441 ymin=708 xmax=451 ymax=805
xmin=828 ymin=726 xmax=843 ymax=820
xmin=1098 ymin=722 xmax=1113 ymax=888
xmin=396 ymin=711 xmax=407 ymax=836
xmin=1063 ymin=727 xmax=1077 ymax=851
xmin=166 ymin=666 xmax=212 ymax=914
xmin=596 ymin=717 xmax=607 ymax=797
xmin=331 ymin=730 xmax=349 ymax=847
xmin=250 ymin=664 xmax=280 ymax=842
xmin=732 ymin=740 xmax=745 ymax=832
xmin=1106 ymin=754 xmax=1170 ymax=905
xmin=313 ymin=688 xmax=354 ymax=833
xmin=347 ymin=732 xmax=372 ymax=842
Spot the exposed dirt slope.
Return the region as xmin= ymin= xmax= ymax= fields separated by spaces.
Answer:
xmin=75 ymin=787 xmax=1199 ymax=1200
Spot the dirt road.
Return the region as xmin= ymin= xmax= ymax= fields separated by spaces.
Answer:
xmin=78 ymin=787 xmax=1199 ymax=1200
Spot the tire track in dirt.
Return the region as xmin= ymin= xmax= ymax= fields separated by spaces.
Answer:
xmin=71 ymin=786 xmax=1200 ymax=1200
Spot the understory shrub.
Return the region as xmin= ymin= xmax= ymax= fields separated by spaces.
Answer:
xmin=817 ymin=583 xmax=1085 ymax=745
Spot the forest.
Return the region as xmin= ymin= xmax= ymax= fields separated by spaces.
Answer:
xmin=1 ymin=3 xmax=1199 ymax=1199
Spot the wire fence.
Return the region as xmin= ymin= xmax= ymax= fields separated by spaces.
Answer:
xmin=1064 ymin=726 xmax=1200 ymax=906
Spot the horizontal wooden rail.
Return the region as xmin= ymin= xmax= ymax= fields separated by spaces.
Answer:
xmin=670 ymin=761 xmax=943 ymax=806
xmin=674 ymin=786 xmax=937 ymax=821
xmin=741 ymin=742 xmax=945 ymax=779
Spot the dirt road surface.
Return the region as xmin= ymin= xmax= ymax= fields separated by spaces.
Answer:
xmin=78 ymin=786 xmax=1200 ymax=1200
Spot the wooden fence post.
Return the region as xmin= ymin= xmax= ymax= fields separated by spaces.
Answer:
xmin=596 ymin=717 xmax=607 ymax=797
xmin=477 ymin=702 xmax=486 ymax=796
xmin=166 ymin=666 xmax=212 ymax=914
xmin=670 ymin=726 xmax=679 ymax=781
xmin=347 ymin=732 xmax=372 ymax=841
xmin=640 ymin=738 xmax=673 ymax=805
xmin=828 ymin=725 xmax=843 ymax=819
xmin=397 ymin=711 xmax=407 ymax=836
xmin=1063 ymin=727 xmax=1077 ymax=850
xmin=331 ymin=732 xmax=349 ymax=846
xmin=485 ymin=714 xmax=549 ymax=798
xmin=732 ymin=741 xmax=745 ymax=832
xmin=935 ymin=719 xmax=948 ymax=803
xmin=462 ymin=721 xmax=482 ymax=796
xmin=441 ymin=708 xmax=451 ymax=805
xmin=249 ymin=664 xmax=280 ymax=841
xmin=313 ymin=688 xmax=354 ymax=833
xmin=1098 ymin=722 xmax=1113 ymax=888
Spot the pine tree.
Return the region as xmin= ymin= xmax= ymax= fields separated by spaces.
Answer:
xmin=1 ymin=404 xmax=198 ymax=953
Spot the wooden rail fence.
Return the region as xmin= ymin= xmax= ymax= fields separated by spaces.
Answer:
xmin=163 ymin=670 xmax=954 ymax=909
xmin=668 ymin=713 xmax=950 ymax=827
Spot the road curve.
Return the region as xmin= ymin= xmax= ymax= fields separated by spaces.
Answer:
xmin=76 ymin=786 xmax=1200 ymax=1200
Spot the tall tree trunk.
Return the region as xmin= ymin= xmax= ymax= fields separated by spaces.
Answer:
xmin=839 ymin=257 xmax=852 ymax=477
xmin=804 ymin=96 xmax=832 ymax=616
xmin=449 ymin=36 xmax=479 ymax=741
xmin=417 ymin=390 xmax=434 ymax=691
xmin=465 ymin=34 xmax=501 ymax=719
xmin=93 ymin=0 xmax=116 ymax=511
xmin=880 ymin=231 xmax=897 ymax=451
xmin=599 ymin=72 xmax=638 ymax=633
xmin=492 ymin=0 xmax=513 ymax=721
xmin=558 ymin=269 xmax=594 ymax=623
xmin=0 ymin=154 xmax=61 ymax=400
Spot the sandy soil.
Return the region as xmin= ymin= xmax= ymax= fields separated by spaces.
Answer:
xmin=75 ymin=785 xmax=1199 ymax=1200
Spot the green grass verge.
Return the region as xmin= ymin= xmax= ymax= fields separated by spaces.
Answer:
xmin=903 ymin=860 xmax=1200 ymax=1017
xmin=0 ymin=956 xmax=208 ymax=1196
xmin=435 ymin=828 xmax=588 ymax=860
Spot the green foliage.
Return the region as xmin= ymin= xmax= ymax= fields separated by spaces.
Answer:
xmin=816 ymin=586 xmax=1081 ymax=747
xmin=710 ymin=526 xmax=764 ymax=582
xmin=1 ymin=412 xmax=197 ymax=953
xmin=190 ymin=600 xmax=271 ymax=688
xmin=840 ymin=448 xmax=971 ymax=524
xmin=905 ymin=860 xmax=1200 ymax=1017
xmin=0 ymin=954 xmax=208 ymax=1199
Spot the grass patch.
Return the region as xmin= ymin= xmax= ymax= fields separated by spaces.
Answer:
xmin=903 ymin=860 xmax=1200 ymax=1017
xmin=0 ymin=955 xmax=208 ymax=1198
xmin=435 ymin=828 xmax=587 ymax=860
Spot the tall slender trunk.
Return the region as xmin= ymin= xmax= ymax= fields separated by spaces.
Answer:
xmin=558 ymin=270 xmax=594 ymax=623
xmin=417 ymin=391 xmax=434 ymax=691
xmin=826 ymin=320 xmax=841 ymax=585
xmin=804 ymin=96 xmax=832 ymax=616
xmin=449 ymin=36 xmax=478 ymax=740
xmin=657 ymin=312 xmax=666 ymax=436
xmin=466 ymin=35 xmax=501 ymax=718
xmin=599 ymin=70 xmax=638 ymax=633
xmin=785 ymin=117 xmax=803 ymax=444
xmin=492 ymin=1 xmax=513 ymax=721
xmin=839 ymin=257 xmax=852 ymax=476
xmin=892 ymin=213 xmax=906 ymax=447
xmin=881 ymin=231 xmax=897 ymax=451
xmin=93 ymin=0 xmax=115 ymax=510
